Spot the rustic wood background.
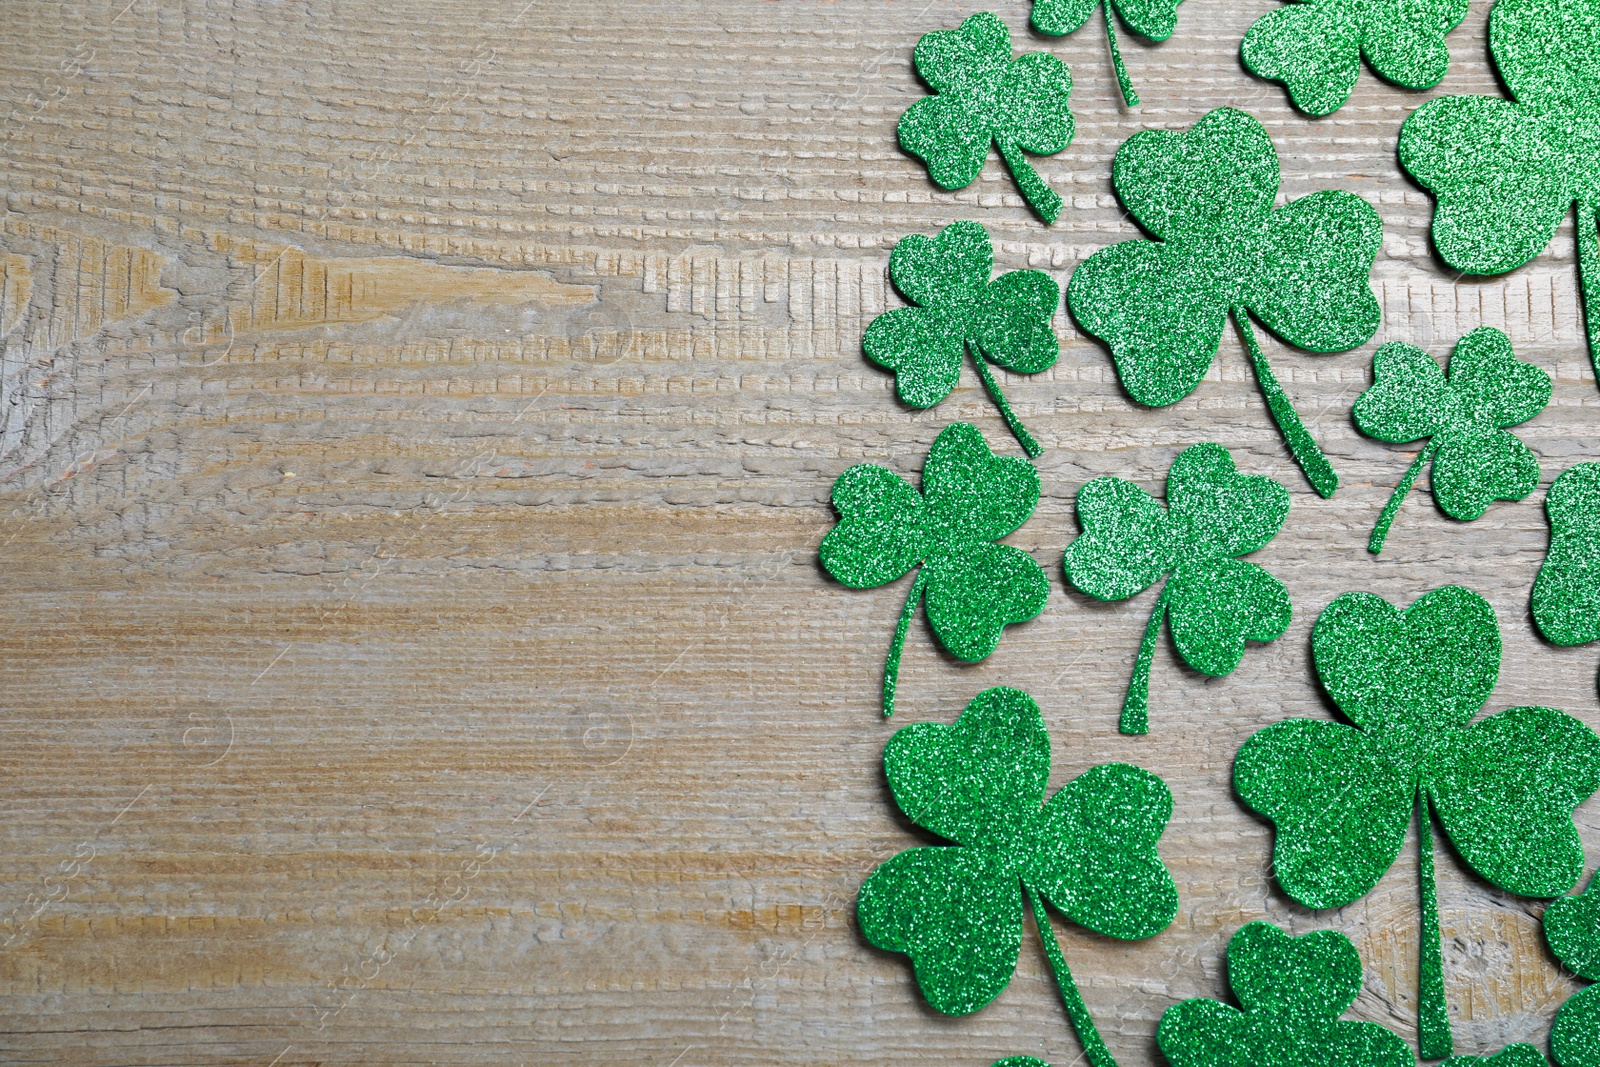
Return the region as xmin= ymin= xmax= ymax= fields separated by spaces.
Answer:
xmin=1 ymin=0 xmax=1597 ymax=1063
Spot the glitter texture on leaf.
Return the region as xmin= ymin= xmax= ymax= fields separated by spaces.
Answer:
xmin=1548 ymin=873 xmax=1600 ymax=1067
xmin=1534 ymin=463 xmax=1600 ymax=650
xmin=1444 ymin=1049 xmax=1551 ymax=1067
xmin=1028 ymin=0 xmax=1184 ymax=108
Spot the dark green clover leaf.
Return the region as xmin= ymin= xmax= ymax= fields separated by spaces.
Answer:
xmin=1398 ymin=0 xmax=1600 ymax=385
xmin=1063 ymin=442 xmax=1291 ymax=735
xmin=1548 ymin=872 xmax=1600 ymax=1067
xmin=1534 ymin=463 xmax=1600 ymax=652
xmin=1445 ymin=1049 xmax=1550 ymax=1067
xmin=1241 ymin=0 xmax=1468 ymax=117
xmin=1235 ymin=585 xmax=1600 ymax=1059
xmin=1028 ymin=0 xmax=1184 ymax=108
xmin=865 ymin=220 xmax=1059 ymax=458
xmin=820 ymin=422 xmax=1048 ymax=716
xmin=860 ymin=686 xmax=1176 ymax=1067
xmin=1067 ymin=107 xmax=1382 ymax=498
xmin=1355 ymin=326 xmax=1550 ymax=554
xmin=899 ymin=12 xmax=1075 ymax=224
xmin=1158 ymin=922 xmax=1411 ymax=1067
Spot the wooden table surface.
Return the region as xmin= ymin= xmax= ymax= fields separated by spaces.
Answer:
xmin=1 ymin=1 xmax=1597 ymax=1064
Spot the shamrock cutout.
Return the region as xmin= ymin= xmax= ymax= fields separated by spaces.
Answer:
xmin=1158 ymin=922 xmax=1411 ymax=1067
xmin=1241 ymin=0 xmax=1469 ymax=117
xmin=820 ymin=422 xmax=1048 ymax=716
xmin=1444 ymin=1049 xmax=1550 ymax=1067
xmin=899 ymin=12 xmax=1075 ymax=224
xmin=1028 ymin=0 xmax=1184 ymax=108
xmin=859 ymin=686 xmax=1177 ymax=1067
xmin=1062 ymin=442 xmax=1291 ymax=735
xmin=1548 ymin=871 xmax=1600 ymax=1067
xmin=1067 ymin=107 xmax=1382 ymax=498
xmin=1534 ymin=463 xmax=1600 ymax=652
xmin=865 ymin=221 xmax=1059 ymax=458
xmin=1235 ymin=585 xmax=1600 ymax=1059
xmin=1397 ymin=0 xmax=1600 ymax=384
xmin=1355 ymin=326 xmax=1551 ymax=554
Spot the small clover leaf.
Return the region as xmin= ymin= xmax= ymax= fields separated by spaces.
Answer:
xmin=1534 ymin=463 xmax=1600 ymax=651
xmin=1241 ymin=0 xmax=1468 ymax=117
xmin=1158 ymin=922 xmax=1411 ymax=1067
xmin=1067 ymin=107 xmax=1382 ymax=497
xmin=860 ymin=686 xmax=1177 ymax=1067
xmin=1235 ymin=585 xmax=1600 ymax=1059
xmin=899 ymin=12 xmax=1075 ymax=224
xmin=1028 ymin=0 xmax=1184 ymax=108
xmin=820 ymin=423 xmax=1048 ymax=716
xmin=1549 ymin=873 xmax=1600 ymax=1067
xmin=1063 ymin=442 xmax=1290 ymax=734
xmin=1398 ymin=0 xmax=1600 ymax=385
xmin=865 ymin=221 xmax=1060 ymax=457
xmin=1355 ymin=326 xmax=1550 ymax=554
xmin=1444 ymin=1049 xmax=1551 ymax=1067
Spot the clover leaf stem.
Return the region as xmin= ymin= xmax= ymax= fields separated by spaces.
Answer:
xmin=1417 ymin=789 xmax=1452 ymax=1060
xmin=882 ymin=568 xmax=928 ymax=717
xmin=1232 ymin=308 xmax=1339 ymax=498
xmin=1027 ymin=885 xmax=1119 ymax=1067
xmin=1369 ymin=440 xmax=1440 ymax=555
xmin=996 ymin=139 xmax=1064 ymax=225
xmin=1120 ymin=580 xmax=1172 ymax=735
xmin=972 ymin=355 xmax=1045 ymax=458
xmin=1576 ymin=200 xmax=1600 ymax=385
xmin=1101 ymin=3 xmax=1139 ymax=109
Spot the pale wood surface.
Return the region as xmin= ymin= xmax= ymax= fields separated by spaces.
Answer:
xmin=0 ymin=1 xmax=1597 ymax=1064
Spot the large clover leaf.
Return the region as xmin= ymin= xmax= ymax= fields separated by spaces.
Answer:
xmin=1063 ymin=442 xmax=1291 ymax=734
xmin=1397 ymin=0 xmax=1600 ymax=384
xmin=1028 ymin=0 xmax=1184 ymax=108
xmin=1241 ymin=0 xmax=1468 ymax=117
xmin=820 ymin=422 xmax=1048 ymax=716
xmin=1067 ymin=107 xmax=1382 ymax=498
xmin=1535 ymin=463 xmax=1600 ymax=650
xmin=1235 ymin=585 xmax=1600 ymax=1059
xmin=1355 ymin=326 xmax=1550 ymax=554
xmin=1158 ymin=922 xmax=1411 ymax=1067
xmin=899 ymin=12 xmax=1075 ymax=224
xmin=859 ymin=686 xmax=1176 ymax=1067
xmin=1548 ymin=872 xmax=1600 ymax=1067
xmin=865 ymin=221 xmax=1059 ymax=457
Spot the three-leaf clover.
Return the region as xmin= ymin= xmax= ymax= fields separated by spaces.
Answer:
xmin=1063 ymin=442 xmax=1291 ymax=735
xmin=1241 ymin=0 xmax=1469 ymax=117
xmin=865 ymin=220 xmax=1059 ymax=458
xmin=1547 ymin=871 xmax=1600 ymax=1067
xmin=1157 ymin=922 xmax=1411 ymax=1067
xmin=858 ymin=686 xmax=1177 ymax=1067
xmin=1397 ymin=0 xmax=1600 ymax=385
xmin=899 ymin=12 xmax=1075 ymax=224
xmin=1235 ymin=585 xmax=1600 ymax=1059
xmin=1028 ymin=0 xmax=1184 ymax=108
xmin=1534 ymin=463 xmax=1600 ymax=652
xmin=1355 ymin=326 xmax=1551 ymax=554
xmin=820 ymin=422 xmax=1048 ymax=716
xmin=1067 ymin=107 xmax=1383 ymax=498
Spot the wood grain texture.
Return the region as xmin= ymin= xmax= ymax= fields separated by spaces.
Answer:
xmin=0 ymin=0 xmax=1596 ymax=1064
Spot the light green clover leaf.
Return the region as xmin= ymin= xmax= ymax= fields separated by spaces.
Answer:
xmin=820 ymin=422 xmax=1048 ymax=716
xmin=1028 ymin=0 xmax=1184 ymax=108
xmin=1158 ymin=922 xmax=1411 ymax=1067
xmin=1398 ymin=0 xmax=1600 ymax=384
xmin=1067 ymin=107 xmax=1382 ymax=498
xmin=899 ymin=12 xmax=1075 ymax=224
xmin=1534 ymin=463 xmax=1600 ymax=651
xmin=1548 ymin=872 xmax=1600 ymax=1067
xmin=1235 ymin=585 xmax=1600 ymax=1059
xmin=1241 ymin=0 xmax=1468 ymax=117
xmin=864 ymin=220 xmax=1059 ymax=457
xmin=859 ymin=686 xmax=1176 ymax=1067
xmin=1063 ymin=442 xmax=1291 ymax=734
xmin=1355 ymin=326 xmax=1550 ymax=554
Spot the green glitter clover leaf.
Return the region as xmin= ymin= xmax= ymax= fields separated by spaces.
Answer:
xmin=858 ymin=686 xmax=1177 ymax=1067
xmin=899 ymin=12 xmax=1075 ymax=224
xmin=1067 ymin=107 xmax=1383 ymax=498
xmin=865 ymin=220 xmax=1060 ymax=458
xmin=1241 ymin=0 xmax=1469 ymax=117
xmin=1028 ymin=0 xmax=1184 ymax=109
xmin=1534 ymin=463 xmax=1600 ymax=652
xmin=1235 ymin=585 xmax=1600 ymax=1060
xmin=1063 ymin=442 xmax=1291 ymax=735
xmin=1548 ymin=871 xmax=1600 ymax=1067
xmin=1355 ymin=326 xmax=1551 ymax=555
xmin=1397 ymin=0 xmax=1600 ymax=385
xmin=1157 ymin=921 xmax=1411 ymax=1067
xmin=1445 ymin=1049 xmax=1551 ymax=1067
xmin=820 ymin=422 xmax=1048 ymax=717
